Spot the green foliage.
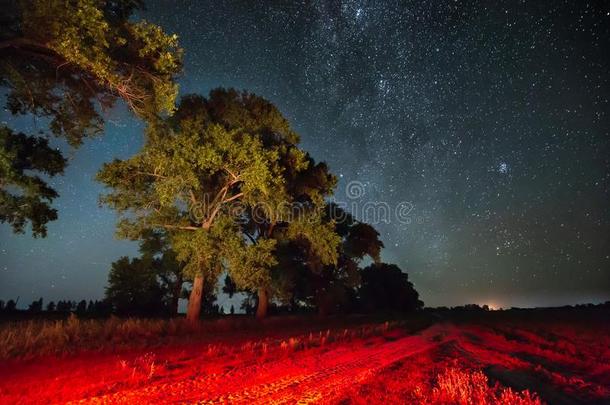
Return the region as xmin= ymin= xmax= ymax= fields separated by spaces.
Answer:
xmin=0 ymin=0 xmax=182 ymax=235
xmin=274 ymin=203 xmax=385 ymax=314
xmin=225 ymin=238 xmax=278 ymax=291
xmin=97 ymin=88 xmax=348 ymax=317
xmin=3 ymin=0 xmax=183 ymax=131
xmin=171 ymin=217 xmax=234 ymax=281
xmin=0 ymin=126 xmax=66 ymax=236
xmin=105 ymin=256 xmax=166 ymax=315
xmin=197 ymin=88 xmax=300 ymax=145
xmin=97 ymin=90 xmax=290 ymax=290
xmin=286 ymin=209 xmax=341 ymax=270
xmin=98 ymin=89 xmax=339 ymax=300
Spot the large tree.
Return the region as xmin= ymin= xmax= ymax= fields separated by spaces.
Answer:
xmin=190 ymin=89 xmax=340 ymax=319
xmin=98 ymin=89 xmax=336 ymax=321
xmin=0 ymin=0 xmax=182 ymax=235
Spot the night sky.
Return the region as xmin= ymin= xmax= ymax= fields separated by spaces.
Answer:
xmin=1 ymin=1 xmax=609 ymax=309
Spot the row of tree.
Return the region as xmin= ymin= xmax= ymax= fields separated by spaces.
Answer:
xmin=98 ymin=88 xmax=423 ymax=319
xmin=0 ymin=298 xmax=111 ymax=315
xmin=105 ymin=250 xmax=423 ymax=317
xmin=1 ymin=0 xmax=423 ymax=321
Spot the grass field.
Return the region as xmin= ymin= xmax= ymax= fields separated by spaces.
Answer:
xmin=0 ymin=308 xmax=607 ymax=404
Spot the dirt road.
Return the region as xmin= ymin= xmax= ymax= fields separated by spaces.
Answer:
xmin=66 ymin=324 xmax=452 ymax=404
xmin=2 ymin=319 xmax=607 ymax=404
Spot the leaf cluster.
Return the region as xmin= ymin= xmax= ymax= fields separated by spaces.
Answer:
xmin=1 ymin=0 xmax=182 ymax=236
xmin=0 ymin=126 xmax=66 ymax=236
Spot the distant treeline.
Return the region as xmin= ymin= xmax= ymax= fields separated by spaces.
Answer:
xmin=428 ymin=302 xmax=610 ymax=312
xmin=4 ymin=297 xmax=606 ymax=320
xmin=0 ymin=298 xmax=112 ymax=317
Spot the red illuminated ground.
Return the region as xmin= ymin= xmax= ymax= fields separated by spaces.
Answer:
xmin=0 ymin=313 xmax=608 ymax=404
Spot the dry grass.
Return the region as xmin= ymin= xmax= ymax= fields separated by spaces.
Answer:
xmin=0 ymin=315 xmax=201 ymax=359
xmin=0 ymin=314 xmax=414 ymax=360
xmin=432 ymin=367 xmax=542 ymax=405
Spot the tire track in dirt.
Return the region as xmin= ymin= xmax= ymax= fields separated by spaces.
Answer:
xmin=68 ymin=324 xmax=453 ymax=404
xmin=204 ymin=336 xmax=445 ymax=405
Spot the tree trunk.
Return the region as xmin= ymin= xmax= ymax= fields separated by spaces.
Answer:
xmin=186 ymin=274 xmax=203 ymax=322
xmin=256 ymin=287 xmax=268 ymax=319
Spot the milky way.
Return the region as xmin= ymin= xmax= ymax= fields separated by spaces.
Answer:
xmin=1 ymin=0 xmax=609 ymax=307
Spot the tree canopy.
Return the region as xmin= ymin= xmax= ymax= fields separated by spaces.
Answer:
xmin=98 ymin=88 xmax=425 ymax=320
xmin=98 ymin=88 xmax=340 ymax=321
xmin=0 ymin=0 xmax=182 ymax=236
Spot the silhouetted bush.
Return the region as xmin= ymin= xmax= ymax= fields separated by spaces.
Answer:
xmin=28 ymin=298 xmax=43 ymax=313
xmin=105 ymin=256 xmax=168 ymax=316
xmin=358 ymin=263 xmax=423 ymax=313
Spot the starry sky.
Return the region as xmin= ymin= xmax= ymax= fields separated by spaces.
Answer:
xmin=1 ymin=0 xmax=609 ymax=309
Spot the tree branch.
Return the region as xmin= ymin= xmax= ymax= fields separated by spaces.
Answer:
xmin=225 ymin=167 xmax=239 ymax=181
xmin=133 ymin=171 xmax=167 ymax=179
xmin=188 ymin=189 xmax=198 ymax=207
xmin=155 ymin=224 xmax=199 ymax=231
xmin=223 ymin=192 xmax=244 ymax=204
